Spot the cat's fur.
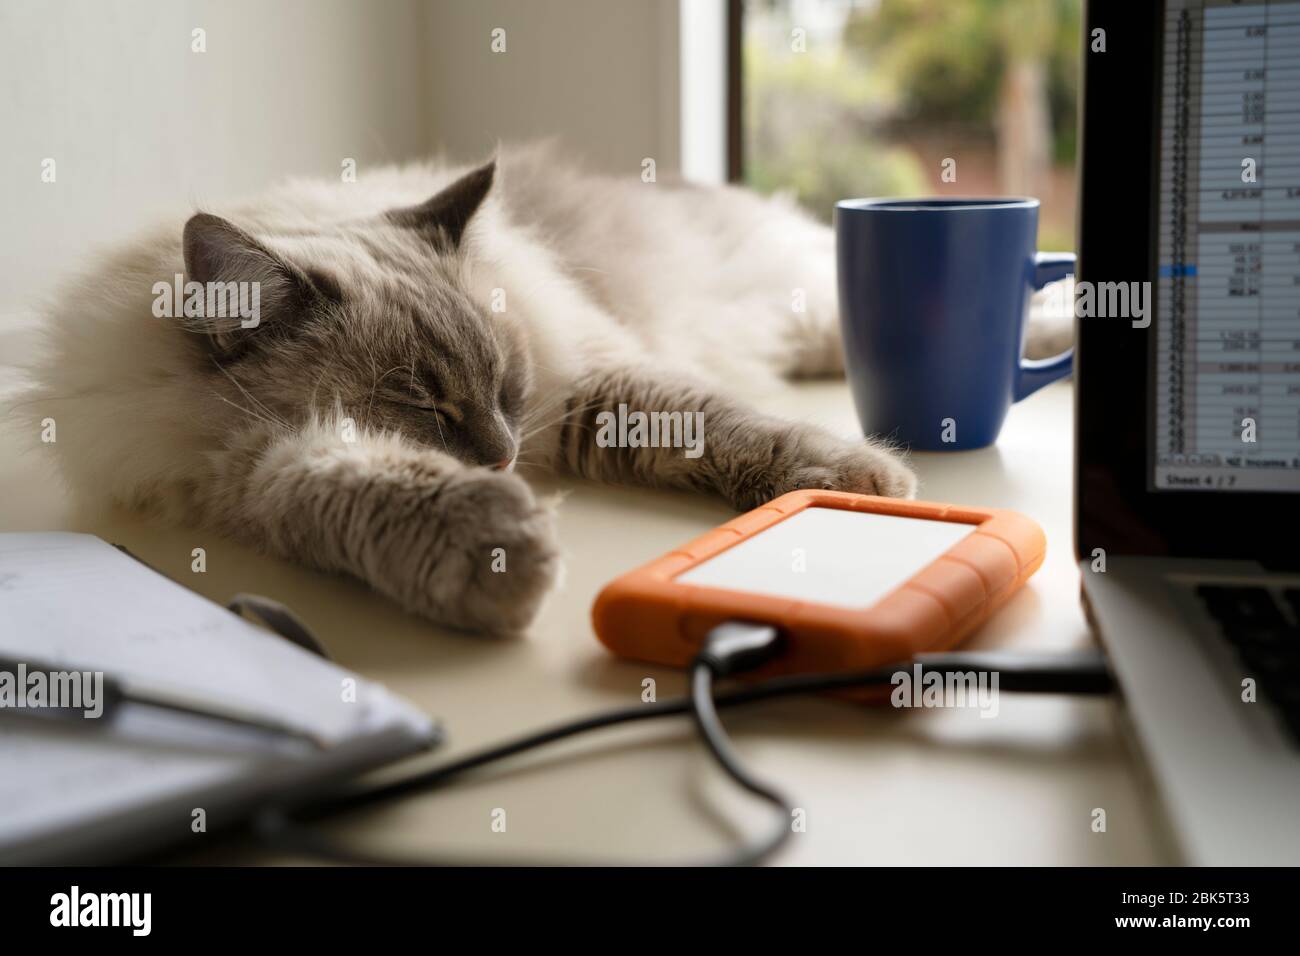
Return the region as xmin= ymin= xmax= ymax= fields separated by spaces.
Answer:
xmin=28 ymin=143 xmax=946 ymax=634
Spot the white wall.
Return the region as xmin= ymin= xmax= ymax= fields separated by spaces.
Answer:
xmin=423 ymin=0 xmax=680 ymax=177
xmin=0 ymin=0 xmax=696 ymax=315
xmin=0 ymin=0 xmax=430 ymax=311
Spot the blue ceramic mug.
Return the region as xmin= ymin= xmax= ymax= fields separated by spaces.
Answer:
xmin=834 ymin=197 xmax=1074 ymax=451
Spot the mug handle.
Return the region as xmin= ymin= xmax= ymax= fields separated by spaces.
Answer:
xmin=1014 ymin=251 xmax=1076 ymax=402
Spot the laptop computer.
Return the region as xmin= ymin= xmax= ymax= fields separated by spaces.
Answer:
xmin=1077 ymin=0 xmax=1300 ymax=865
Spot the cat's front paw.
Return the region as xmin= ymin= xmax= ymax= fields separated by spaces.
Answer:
xmin=786 ymin=437 xmax=917 ymax=499
xmin=408 ymin=470 xmax=562 ymax=635
xmin=732 ymin=426 xmax=917 ymax=510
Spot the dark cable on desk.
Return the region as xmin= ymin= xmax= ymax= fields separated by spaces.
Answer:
xmin=253 ymin=635 xmax=1112 ymax=866
xmin=686 ymin=624 xmax=794 ymax=865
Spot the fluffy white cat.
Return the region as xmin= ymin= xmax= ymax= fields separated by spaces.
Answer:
xmin=25 ymin=143 xmax=990 ymax=633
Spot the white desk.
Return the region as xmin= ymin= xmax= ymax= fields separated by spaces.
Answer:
xmin=0 ymin=333 xmax=1168 ymax=863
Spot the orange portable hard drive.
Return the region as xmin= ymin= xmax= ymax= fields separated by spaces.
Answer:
xmin=592 ymin=490 xmax=1046 ymax=677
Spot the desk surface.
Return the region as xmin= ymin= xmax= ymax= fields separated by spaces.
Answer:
xmin=0 ymin=342 xmax=1168 ymax=864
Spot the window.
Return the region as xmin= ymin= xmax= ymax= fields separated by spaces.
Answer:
xmin=739 ymin=0 xmax=1082 ymax=251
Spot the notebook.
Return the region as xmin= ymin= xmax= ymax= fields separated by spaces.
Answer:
xmin=0 ymin=532 xmax=440 ymax=864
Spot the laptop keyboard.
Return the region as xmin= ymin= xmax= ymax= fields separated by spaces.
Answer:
xmin=1196 ymin=585 xmax=1300 ymax=743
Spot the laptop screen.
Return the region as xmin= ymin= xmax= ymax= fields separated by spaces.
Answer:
xmin=1152 ymin=0 xmax=1300 ymax=493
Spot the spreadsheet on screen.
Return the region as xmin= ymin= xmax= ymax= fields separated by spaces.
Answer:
xmin=1154 ymin=0 xmax=1300 ymax=492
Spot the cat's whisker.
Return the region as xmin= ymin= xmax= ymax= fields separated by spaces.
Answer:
xmin=362 ymin=348 xmax=380 ymax=419
xmin=430 ymin=402 xmax=450 ymax=455
xmin=209 ymin=359 xmax=290 ymax=431
xmin=0 ymin=388 xmax=91 ymax=415
xmin=518 ymin=390 xmax=602 ymax=428
xmin=517 ymin=395 xmax=608 ymax=442
xmin=366 ymin=362 xmax=417 ymax=419
xmin=308 ymin=363 xmax=334 ymax=415
xmin=211 ymin=393 xmax=281 ymax=432
xmin=517 ymin=384 xmax=573 ymax=415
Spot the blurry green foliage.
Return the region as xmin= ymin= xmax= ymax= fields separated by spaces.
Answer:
xmin=745 ymin=37 xmax=928 ymax=220
xmin=844 ymin=0 xmax=1080 ymax=145
xmin=745 ymin=0 xmax=1082 ymax=221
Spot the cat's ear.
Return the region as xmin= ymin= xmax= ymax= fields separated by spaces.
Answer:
xmin=182 ymin=212 xmax=326 ymax=358
xmin=387 ymin=159 xmax=495 ymax=250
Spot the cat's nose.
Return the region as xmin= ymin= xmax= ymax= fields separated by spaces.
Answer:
xmin=490 ymin=457 xmax=513 ymax=472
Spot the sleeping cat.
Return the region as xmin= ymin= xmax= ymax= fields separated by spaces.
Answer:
xmin=28 ymin=143 xmax=981 ymax=634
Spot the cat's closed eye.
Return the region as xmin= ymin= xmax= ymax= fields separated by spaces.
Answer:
xmin=421 ymin=402 xmax=462 ymax=424
xmin=376 ymin=388 xmax=459 ymax=423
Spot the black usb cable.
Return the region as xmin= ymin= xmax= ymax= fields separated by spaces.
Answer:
xmin=253 ymin=624 xmax=1113 ymax=866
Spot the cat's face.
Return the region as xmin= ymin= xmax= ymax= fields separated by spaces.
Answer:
xmin=181 ymin=162 xmax=528 ymax=470
xmin=319 ymin=272 xmax=530 ymax=470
